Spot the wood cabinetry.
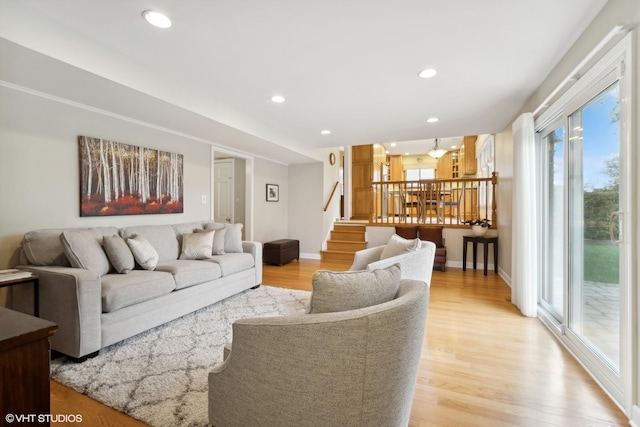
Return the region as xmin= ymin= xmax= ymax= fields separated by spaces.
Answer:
xmin=389 ymin=155 xmax=403 ymax=181
xmin=1 ymin=307 xmax=57 ymax=421
xmin=351 ymin=144 xmax=374 ymax=220
xmin=437 ymin=150 xmax=459 ymax=179
xmin=460 ymin=135 xmax=477 ymax=176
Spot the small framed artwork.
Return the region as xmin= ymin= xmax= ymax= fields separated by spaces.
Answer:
xmin=266 ymin=184 xmax=279 ymax=202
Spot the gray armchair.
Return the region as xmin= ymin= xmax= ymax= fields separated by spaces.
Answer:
xmin=208 ymin=279 xmax=429 ymax=427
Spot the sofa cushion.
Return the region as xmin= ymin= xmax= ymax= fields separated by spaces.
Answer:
xmin=203 ymin=223 xmax=237 ymax=254
xmin=60 ymin=229 xmax=111 ymax=276
xmin=309 ymin=263 xmax=401 ymax=314
xmin=172 ymin=221 xmax=205 ymax=238
xmin=179 ymin=231 xmax=215 ymax=260
xmin=155 ymin=260 xmax=222 ymax=290
xmin=418 ymin=226 xmax=444 ymax=247
xmin=395 ymin=226 xmax=418 ymax=239
xmin=101 ymin=271 xmax=176 ymax=312
xmin=126 ymin=235 xmax=159 ymax=270
xmin=22 ymin=229 xmax=71 ymax=267
xmin=120 ymin=225 xmax=179 ymax=262
xmin=103 ymin=235 xmax=135 ymax=274
xmin=207 ymin=253 xmax=255 ymax=276
xmin=223 ymin=224 xmax=243 ymax=253
xmin=380 ymin=234 xmax=420 ymax=260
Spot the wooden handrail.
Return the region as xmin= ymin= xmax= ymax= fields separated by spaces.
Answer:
xmin=323 ymin=181 xmax=340 ymax=212
xmin=369 ymin=174 xmax=497 ymax=227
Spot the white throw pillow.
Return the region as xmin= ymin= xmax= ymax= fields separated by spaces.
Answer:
xmin=380 ymin=233 xmax=420 ymax=260
xmin=179 ymin=230 xmax=215 ymax=260
xmin=309 ymin=263 xmax=401 ymax=313
xmin=126 ymin=235 xmax=159 ymax=270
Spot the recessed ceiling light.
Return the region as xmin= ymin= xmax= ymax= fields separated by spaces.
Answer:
xmin=404 ymin=152 xmax=410 ymax=156
xmin=142 ymin=10 xmax=172 ymax=28
xmin=321 ymin=130 xmax=331 ymax=135
xmin=390 ymin=143 xmax=397 ymax=147
xmin=418 ymin=68 xmax=437 ymax=79
xmin=451 ymin=145 xmax=457 ymax=149
xmin=427 ymin=117 xmax=439 ymax=123
xmin=271 ymin=95 xmax=285 ymax=103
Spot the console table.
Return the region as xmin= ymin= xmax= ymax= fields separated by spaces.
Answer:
xmin=0 ymin=307 xmax=57 ymax=421
xmin=0 ymin=273 xmax=40 ymax=316
xmin=462 ymin=235 xmax=498 ymax=275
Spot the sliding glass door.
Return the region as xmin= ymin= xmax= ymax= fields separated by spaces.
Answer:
xmin=540 ymin=125 xmax=564 ymax=321
xmin=566 ymin=80 xmax=622 ymax=372
xmin=537 ymin=35 xmax=631 ymax=409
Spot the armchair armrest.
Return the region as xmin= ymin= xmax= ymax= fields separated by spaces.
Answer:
xmin=13 ymin=265 xmax=102 ymax=358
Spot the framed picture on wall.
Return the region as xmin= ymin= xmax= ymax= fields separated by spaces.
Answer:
xmin=266 ymin=184 xmax=279 ymax=202
xmin=78 ymin=135 xmax=183 ymax=216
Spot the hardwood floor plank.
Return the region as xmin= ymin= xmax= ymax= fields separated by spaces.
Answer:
xmin=50 ymin=260 xmax=628 ymax=426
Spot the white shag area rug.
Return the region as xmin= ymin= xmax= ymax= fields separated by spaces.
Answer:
xmin=52 ymin=285 xmax=310 ymax=427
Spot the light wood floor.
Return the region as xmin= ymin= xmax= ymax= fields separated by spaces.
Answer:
xmin=51 ymin=260 xmax=629 ymax=426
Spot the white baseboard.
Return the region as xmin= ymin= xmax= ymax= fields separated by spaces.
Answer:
xmin=300 ymin=252 xmax=321 ymax=260
xmin=631 ymin=405 xmax=639 ymax=427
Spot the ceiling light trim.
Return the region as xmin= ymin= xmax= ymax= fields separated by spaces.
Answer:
xmin=142 ymin=10 xmax=172 ymax=28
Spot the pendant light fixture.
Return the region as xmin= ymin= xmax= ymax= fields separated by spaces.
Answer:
xmin=428 ymin=138 xmax=447 ymax=159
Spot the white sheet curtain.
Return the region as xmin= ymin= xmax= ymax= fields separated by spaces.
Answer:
xmin=511 ymin=113 xmax=539 ymax=317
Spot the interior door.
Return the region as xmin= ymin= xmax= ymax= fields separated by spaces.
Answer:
xmin=214 ymin=159 xmax=234 ymax=223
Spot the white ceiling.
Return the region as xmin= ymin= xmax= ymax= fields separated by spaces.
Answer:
xmin=0 ymin=0 xmax=607 ymax=163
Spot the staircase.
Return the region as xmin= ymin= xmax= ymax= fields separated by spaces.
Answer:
xmin=321 ymin=223 xmax=367 ymax=263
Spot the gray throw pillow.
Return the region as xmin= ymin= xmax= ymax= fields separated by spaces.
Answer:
xmin=103 ymin=235 xmax=135 ymax=274
xmin=126 ymin=235 xmax=159 ymax=270
xmin=203 ymin=223 xmax=227 ymax=255
xmin=380 ymin=233 xmax=420 ymax=260
xmin=180 ymin=230 xmax=214 ymax=260
xmin=309 ymin=263 xmax=401 ymax=314
xmin=224 ymin=223 xmax=243 ymax=253
xmin=60 ymin=229 xmax=110 ymax=276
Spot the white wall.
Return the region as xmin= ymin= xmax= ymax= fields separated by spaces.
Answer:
xmin=494 ymin=128 xmax=513 ymax=283
xmin=251 ymin=157 xmax=289 ymax=244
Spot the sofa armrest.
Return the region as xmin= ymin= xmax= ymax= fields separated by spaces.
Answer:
xmin=366 ymin=241 xmax=436 ymax=286
xmin=13 ymin=265 xmax=102 ymax=359
xmin=242 ymin=241 xmax=262 ymax=284
xmin=349 ymin=245 xmax=385 ymax=271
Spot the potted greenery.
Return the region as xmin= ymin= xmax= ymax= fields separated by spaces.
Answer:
xmin=463 ymin=218 xmax=491 ymax=236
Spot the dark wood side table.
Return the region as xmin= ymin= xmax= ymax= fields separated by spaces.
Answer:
xmin=0 ymin=273 xmax=39 ymax=316
xmin=462 ymin=235 xmax=498 ymax=275
xmin=0 ymin=307 xmax=58 ymax=424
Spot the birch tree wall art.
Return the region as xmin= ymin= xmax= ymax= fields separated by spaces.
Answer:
xmin=79 ymin=136 xmax=183 ymax=216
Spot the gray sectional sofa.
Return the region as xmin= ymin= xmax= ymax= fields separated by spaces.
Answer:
xmin=11 ymin=221 xmax=262 ymax=361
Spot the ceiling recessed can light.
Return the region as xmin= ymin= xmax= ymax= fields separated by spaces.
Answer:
xmin=427 ymin=117 xmax=439 ymax=123
xmin=321 ymin=130 xmax=331 ymax=135
xmin=142 ymin=10 xmax=172 ymax=28
xmin=390 ymin=143 xmax=397 ymax=147
xmin=418 ymin=68 xmax=437 ymax=79
xmin=271 ymin=95 xmax=285 ymax=103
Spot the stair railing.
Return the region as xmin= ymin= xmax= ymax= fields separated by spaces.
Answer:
xmin=324 ymin=181 xmax=340 ymax=212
